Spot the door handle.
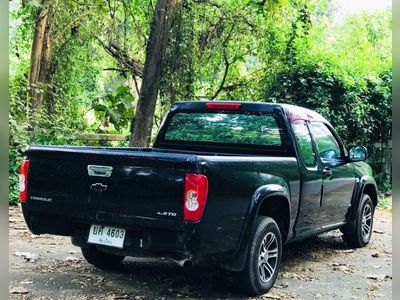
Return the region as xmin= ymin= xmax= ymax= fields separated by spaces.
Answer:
xmin=322 ymin=167 xmax=332 ymax=178
xmin=87 ymin=165 xmax=113 ymax=177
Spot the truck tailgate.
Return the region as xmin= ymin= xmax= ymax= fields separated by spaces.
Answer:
xmin=26 ymin=146 xmax=196 ymax=226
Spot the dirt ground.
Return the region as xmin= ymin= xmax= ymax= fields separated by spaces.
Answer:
xmin=9 ymin=205 xmax=392 ymax=300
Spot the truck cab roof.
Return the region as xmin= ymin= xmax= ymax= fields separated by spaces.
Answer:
xmin=172 ymin=101 xmax=330 ymax=124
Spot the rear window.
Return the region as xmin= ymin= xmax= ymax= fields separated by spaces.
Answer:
xmin=163 ymin=112 xmax=283 ymax=147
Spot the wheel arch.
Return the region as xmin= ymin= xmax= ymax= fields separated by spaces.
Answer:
xmin=342 ymin=177 xmax=377 ymax=247
xmin=220 ymin=184 xmax=291 ymax=271
xmin=362 ymin=183 xmax=378 ymax=208
xmin=346 ymin=176 xmax=378 ymax=230
xmin=256 ymin=195 xmax=291 ymax=244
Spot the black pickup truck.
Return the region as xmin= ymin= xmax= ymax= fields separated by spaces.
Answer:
xmin=19 ymin=101 xmax=377 ymax=295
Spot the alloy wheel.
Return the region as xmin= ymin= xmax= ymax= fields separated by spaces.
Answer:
xmin=361 ymin=203 xmax=372 ymax=240
xmin=258 ymin=232 xmax=279 ymax=283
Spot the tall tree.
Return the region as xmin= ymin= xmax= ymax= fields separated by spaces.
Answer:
xmin=161 ymin=0 xmax=195 ymax=106
xmin=28 ymin=0 xmax=52 ymax=114
xmin=129 ymin=0 xmax=177 ymax=147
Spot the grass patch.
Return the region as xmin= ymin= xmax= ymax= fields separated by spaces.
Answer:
xmin=378 ymin=194 xmax=392 ymax=211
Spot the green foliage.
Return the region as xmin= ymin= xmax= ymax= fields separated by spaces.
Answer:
xmin=378 ymin=195 xmax=392 ymax=211
xmin=263 ymin=7 xmax=392 ymax=192
xmin=9 ymin=0 xmax=94 ymax=203
xmin=92 ymin=85 xmax=135 ymax=131
xmin=9 ymin=0 xmax=392 ymax=203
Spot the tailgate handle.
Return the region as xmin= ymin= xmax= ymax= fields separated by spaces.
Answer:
xmin=87 ymin=165 xmax=113 ymax=177
xmin=90 ymin=183 xmax=108 ymax=192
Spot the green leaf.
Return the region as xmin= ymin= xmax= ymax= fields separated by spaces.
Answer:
xmin=92 ymin=104 xmax=107 ymax=112
xmin=116 ymin=85 xmax=129 ymax=95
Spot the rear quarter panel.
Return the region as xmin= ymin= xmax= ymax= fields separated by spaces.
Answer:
xmin=192 ymin=156 xmax=300 ymax=255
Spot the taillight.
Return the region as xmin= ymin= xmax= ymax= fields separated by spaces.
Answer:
xmin=19 ymin=159 xmax=30 ymax=202
xmin=184 ymin=173 xmax=208 ymax=222
xmin=206 ymin=103 xmax=241 ymax=110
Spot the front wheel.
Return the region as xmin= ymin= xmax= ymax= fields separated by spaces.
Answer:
xmin=81 ymin=245 xmax=125 ymax=270
xmin=234 ymin=216 xmax=282 ymax=295
xmin=342 ymin=194 xmax=374 ymax=248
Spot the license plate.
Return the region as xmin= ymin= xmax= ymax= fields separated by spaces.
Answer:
xmin=87 ymin=225 xmax=126 ymax=249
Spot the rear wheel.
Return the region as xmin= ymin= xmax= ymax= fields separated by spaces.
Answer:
xmin=235 ymin=216 xmax=282 ymax=295
xmin=81 ymin=245 xmax=125 ymax=269
xmin=342 ymin=194 xmax=374 ymax=248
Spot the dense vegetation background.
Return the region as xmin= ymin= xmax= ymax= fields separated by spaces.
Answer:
xmin=9 ymin=0 xmax=392 ymax=204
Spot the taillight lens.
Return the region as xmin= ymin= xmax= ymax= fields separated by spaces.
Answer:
xmin=184 ymin=173 xmax=208 ymax=222
xmin=19 ymin=159 xmax=30 ymax=202
xmin=206 ymin=103 xmax=241 ymax=110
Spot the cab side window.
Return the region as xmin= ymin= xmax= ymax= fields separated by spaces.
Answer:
xmin=309 ymin=122 xmax=342 ymax=159
xmin=291 ymin=120 xmax=316 ymax=167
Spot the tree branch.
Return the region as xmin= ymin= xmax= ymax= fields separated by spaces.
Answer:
xmin=210 ymin=52 xmax=230 ymax=100
xmin=96 ymin=37 xmax=144 ymax=77
xmin=210 ymin=24 xmax=235 ymax=100
xmin=103 ymin=67 xmax=126 ymax=71
xmin=132 ymin=75 xmax=141 ymax=96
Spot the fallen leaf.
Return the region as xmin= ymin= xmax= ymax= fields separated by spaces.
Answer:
xmin=330 ymin=262 xmax=354 ymax=273
xmin=11 ymin=226 xmax=27 ymax=230
xmin=372 ymin=252 xmax=380 ymax=258
xmin=261 ymin=288 xmax=295 ymax=299
xmin=330 ymin=262 xmax=346 ymax=267
xmin=10 ymin=286 xmax=29 ymax=294
xmin=372 ymin=265 xmax=383 ymax=269
xmin=14 ymin=251 xmax=39 ymax=262
xmin=373 ymin=229 xmax=384 ymax=234
xmin=367 ymin=274 xmax=392 ymax=281
xmin=276 ymin=282 xmax=288 ymax=289
xmin=64 ymin=256 xmax=81 ymax=263
xmin=367 ymin=274 xmax=386 ymax=280
xmin=332 ymin=265 xmax=354 ymax=273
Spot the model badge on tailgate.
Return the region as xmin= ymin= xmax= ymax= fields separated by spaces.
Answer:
xmin=157 ymin=211 xmax=177 ymax=217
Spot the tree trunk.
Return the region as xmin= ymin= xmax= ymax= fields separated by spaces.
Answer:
xmin=28 ymin=0 xmax=52 ymax=113
xmin=129 ymin=0 xmax=177 ymax=147
xmin=161 ymin=0 xmax=195 ymax=106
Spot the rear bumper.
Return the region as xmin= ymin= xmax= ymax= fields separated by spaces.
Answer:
xmin=71 ymin=228 xmax=192 ymax=259
xmin=21 ymin=203 xmax=247 ymax=270
xmin=22 ymin=203 xmax=201 ymax=259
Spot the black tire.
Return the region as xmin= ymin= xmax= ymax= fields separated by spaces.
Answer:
xmin=81 ymin=245 xmax=125 ymax=270
xmin=342 ymin=194 xmax=374 ymax=248
xmin=235 ymin=216 xmax=282 ymax=296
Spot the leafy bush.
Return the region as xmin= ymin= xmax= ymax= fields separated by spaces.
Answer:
xmin=8 ymin=0 xmax=391 ymax=203
xmin=267 ymin=64 xmax=392 ymax=191
xmin=91 ymin=85 xmax=135 ymax=132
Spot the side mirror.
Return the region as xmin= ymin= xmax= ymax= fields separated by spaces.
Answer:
xmin=349 ymin=146 xmax=367 ymax=162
